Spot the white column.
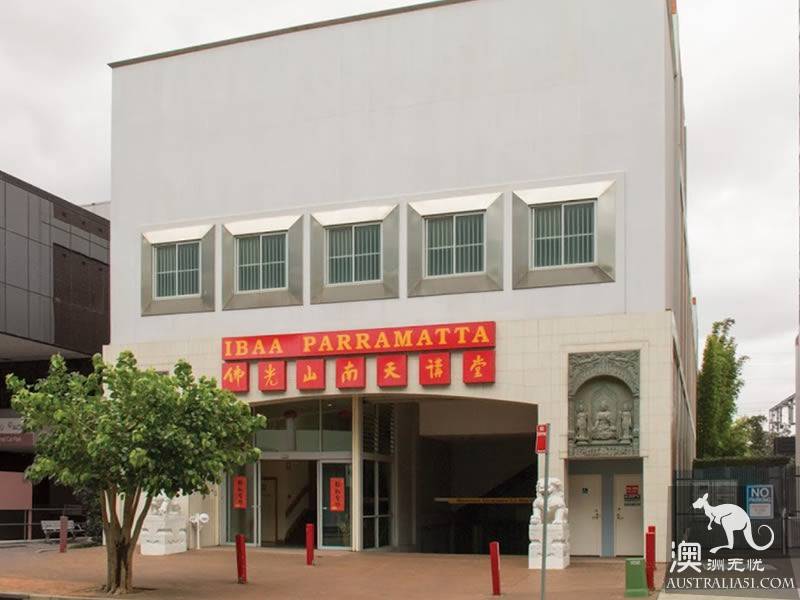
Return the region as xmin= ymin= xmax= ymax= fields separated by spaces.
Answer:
xmin=351 ymin=396 xmax=362 ymax=551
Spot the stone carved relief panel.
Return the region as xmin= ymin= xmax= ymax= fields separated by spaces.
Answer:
xmin=568 ymin=351 xmax=639 ymax=457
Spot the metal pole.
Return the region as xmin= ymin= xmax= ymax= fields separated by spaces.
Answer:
xmin=540 ymin=424 xmax=549 ymax=599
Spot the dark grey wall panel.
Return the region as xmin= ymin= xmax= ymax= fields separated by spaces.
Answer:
xmin=28 ymin=241 xmax=42 ymax=295
xmin=5 ymin=285 xmax=28 ymax=338
xmin=5 ymin=232 xmax=28 ymax=289
xmin=51 ymin=226 xmax=69 ymax=248
xmin=0 ymin=284 xmax=5 ymax=331
xmin=0 ymin=229 xmax=5 ymax=283
xmin=28 ymin=292 xmax=44 ymax=341
xmin=70 ymin=232 xmax=90 ymax=256
xmin=0 ymin=182 xmax=5 ymax=229
xmin=27 ymin=194 xmax=41 ymax=242
xmin=5 ymin=184 xmax=28 ymax=236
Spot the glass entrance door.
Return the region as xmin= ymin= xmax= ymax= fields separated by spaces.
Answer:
xmin=362 ymin=460 xmax=392 ymax=549
xmin=225 ymin=461 xmax=260 ymax=545
xmin=318 ymin=461 xmax=351 ymax=549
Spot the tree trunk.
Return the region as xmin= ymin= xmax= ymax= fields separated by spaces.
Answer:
xmin=101 ymin=489 xmax=152 ymax=595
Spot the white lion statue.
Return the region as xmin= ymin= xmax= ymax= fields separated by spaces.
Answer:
xmin=530 ymin=477 xmax=568 ymax=526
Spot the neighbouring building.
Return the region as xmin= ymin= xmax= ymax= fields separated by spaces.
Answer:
xmin=106 ymin=0 xmax=695 ymax=561
xmin=0 ymin=170 xmax=110 ymax=539
xmin=769 ymin=394 xmax=795 ymax=436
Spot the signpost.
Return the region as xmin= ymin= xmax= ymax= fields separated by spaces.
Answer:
xmin=535 ymin=423 xmax=550 ymax=599
xmin=746 ymin=484 xmax=774 ymax=519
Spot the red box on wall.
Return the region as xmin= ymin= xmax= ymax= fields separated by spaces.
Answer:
xmin=419 ymin=352 xmax=451 ymax=386
xmin=221 ymin=362 xmax=249 ymax=393
xmin=296 ymin=359 xmax=326 ymax=391
xmin=336 ymin=356 xmax=365 ymax=389
xmin=258 ymin=360 xmax=286 ymax=392
xmin=377 ymin=354 xmax=407 ymax=388
xmin=463 ymin=350 xmax=495 ymax=384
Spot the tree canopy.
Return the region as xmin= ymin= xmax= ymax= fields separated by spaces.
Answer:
xmin=696 ymin=318 xmax=749 ymax=458
xmin=6 ymin=351 xmax=265 ymax=594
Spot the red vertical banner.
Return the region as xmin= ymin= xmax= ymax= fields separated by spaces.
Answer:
xmin=377 ymin=354 xmax=407 ymax=388
xmin=463 ymin=350 xmax=495 ymax=384
xmin=335 ymin=356 xmax=365 ymax=389
xmin=233 ymin=475 xmax=247 ymax=509
xmin=419 ymin=352 xmax=451 ymax=386
xmin=329 ymin=477 xmax=346 ymax=512
xmin=221 ymin=362 xmax=249 ymax=392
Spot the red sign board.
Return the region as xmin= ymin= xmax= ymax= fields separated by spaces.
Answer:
xmin=463 ymin=350 xmax=495 ymax=384
xmin=329 ymin=477 xmax=346 ymax=512
xmin=258 ymin=360 xmax=286 ymax=392
xmin=535 ymin=424 xmax=549 ymax=454
xmin=336 ymin=356 xmax=366 ymax=389
xmin=221 ymin=362 xmax=249 ymax=393
xmin=296 ymin=359 xmax=326 ymax=391
xmin=222 ymin=321 xmax=495 ymax=360
xmin=233 ymin=476 xmax=247 ymax=509
xmin=419 ymin=352 xmax=451 ymax=386
xmin=377 ymin=354 xmax=408 ymax=388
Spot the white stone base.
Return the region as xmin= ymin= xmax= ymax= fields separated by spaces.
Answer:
xmin=528 ymin=523 xmax=570 ymax=569
xmin=140 ymin=513 xmax=187 ymax=556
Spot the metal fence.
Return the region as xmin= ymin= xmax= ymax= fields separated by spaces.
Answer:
xmin=673 ymin=465 xmax=797 ymax=557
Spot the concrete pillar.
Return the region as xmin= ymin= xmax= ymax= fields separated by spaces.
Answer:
xmin=351 ymin=396 xmax=362 ymax=551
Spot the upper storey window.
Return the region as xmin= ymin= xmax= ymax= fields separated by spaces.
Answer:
xmin=425 ymin=212 xmax=485 ymax=277
xmin=531 ymin=201 xmax=595 ymax=269
xmin=326 ymin=223 xmax=381 ymax=285
xmin=236 ymin=232 xmax=287 ymax=292
xmin=154 ymin=241 xmax=200 ymax=298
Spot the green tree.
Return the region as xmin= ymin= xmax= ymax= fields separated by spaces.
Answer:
xmin=725 ymin=415 xmax=771 ymax=457
xmin=6 ymin=352 xmax=264 ymax=595
xmin=696 ymin=318 xmax=748 ymax=457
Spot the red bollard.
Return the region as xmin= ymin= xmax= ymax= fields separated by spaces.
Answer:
xmin=305 ymin=523 xmax=315 ymax=566
xmin=645 ymin=525 xmax=656 ymax=591
xmin=489 ymin=541 xmax=501 ymax=596
xmin=59 ymin=516 xmax=68 ymax=553
xmin=235 ymin=533 xmax=247 ymax=584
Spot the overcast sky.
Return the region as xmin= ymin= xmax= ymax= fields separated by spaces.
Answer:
xmin=0 ymin=0 xmax=797 ymax=417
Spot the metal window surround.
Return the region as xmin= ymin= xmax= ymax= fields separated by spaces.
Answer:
xmin=512 ymin=179 xmax=616 ymax=289
xmin=141 ymin=224 xmax=215 ymax=315
xmin=310 ymin=205 xmax=398 ymax=304
xmin=407 ymin=193 xmax=503 ymax=297
xmin=222 ymin=214 xmax=303 ymax=310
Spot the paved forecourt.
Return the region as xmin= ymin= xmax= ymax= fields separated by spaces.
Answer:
xmin=0 ymin=545 xmax=635 ymax=600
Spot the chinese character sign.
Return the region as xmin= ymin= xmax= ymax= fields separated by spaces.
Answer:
xmin=377 ymin=354 xmax=407 ymax=388
xmin=221 ymin=362 xmax=249 ymax=392
xmin=336 ymin=356 xmax=365 ymax=389
xmin=258 ymin=360 xmax=286 ymax=392
xmin=535 ymin=424 xmax=548 ymax=453
xmin=296 ymin=359 xmax=326 ymax=391
xmin=329 ymin=477 xmax=346 ymax=512
xmin=233 ymin=475 xmax=248 ymax=509
xmin=463 ymin=350 xmax=495 ymax=384
xmin=419 ymin=352 xmax=451 ymax=386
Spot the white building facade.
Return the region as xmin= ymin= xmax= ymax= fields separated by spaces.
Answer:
xmin=107 ymin=0 xmax=695 ymax=562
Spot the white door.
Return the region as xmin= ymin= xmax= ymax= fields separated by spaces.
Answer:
xmin=613 ymin=474 xmax=643 ymax=556
xmin=568 ymin=474 xmax=602 ymax=555
xmin=261 ymin=477 xmax=278 ymax=543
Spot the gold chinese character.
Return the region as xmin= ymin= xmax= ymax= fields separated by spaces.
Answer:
xmin=382 ymin=361 xmax=401 ymax=380
xmin=263 ymin=364 xmax=277 ymax=387
xmin=470 ymin=354 xmax=487 ymax=378
xmin=223 ymin=364 xmax=245 ymax=386
xmin=302 ymin=364 xmax=318 ymax=383
xmin=341 ymin=361 xmax=358 ymax=383
xmin=425 ymin=358 xmax=444 ymax=379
